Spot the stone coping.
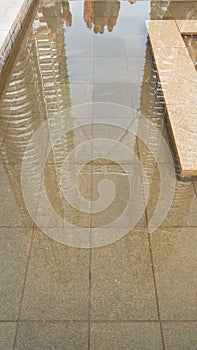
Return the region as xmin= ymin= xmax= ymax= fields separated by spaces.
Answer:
xmin=0 ymin=0 xmax=34 ymax=75
xmin=147 ymin=20 xmax=197 ymax=176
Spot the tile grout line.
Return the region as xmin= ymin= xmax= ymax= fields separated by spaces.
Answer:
xmin=1 ymin=319 xmax=197 ymax=324
xmin=138 ymin=122 xmax=164 ymax=349
xmin=12 ymin=226 xmax=34 ymax=350
xmin=88 ymin=113 xmax=94 ymax=350
xmin=138 ymin=140 xmax=165 ymax=349
xmin=146 ymin=221 xmax=166 ymax=350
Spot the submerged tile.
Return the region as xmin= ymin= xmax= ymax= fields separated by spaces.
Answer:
xmin=93 ymin=83 xmax=133 ymax=108
xmin=0 ymin=2 xmax=197 ymax=350
xmin=145 ymin=163 xmax=197 ymax=227
xmin=127 ymin=56 xmax=148 ymax=83
xmin=66 ymin=35 xmax=94 ymax=57
xmin=91 ymin=165 xmax=147 ymax=228
xmin=0 ymin=227 xmax=32 ymax=320
xmin=0 ymin=322 xmax=16 ymax=349
xmin=90 ymin=322 xmax=163 ymax=350
xmin=162 ymin=322 xmax=197 ymax=350
xmin=67 ymin=57 xmax=94 ymax=83
xmin=36 ymin=164 xmax=92 ymax=228
xmin=94 ymin=37 xmax=126 ymax=57
xmin=124 ymin=35 xmax=148 ymax=57
xmin=0 ymin=164 xmax=34 ymax=227
xmin=137 ymin=116 xmax=172 ymax=165
xmin=151 ymin=227 xmax=197 ymax=320
xmin=91 ymin=228 xmax=158 ymax=320
xmin=94 ymin=57 xmax=129 ymax=83
xmin=15 ymin=322 xmax=88 ymax=350
xmin=20 ymin=229 xmax=90 ymax=320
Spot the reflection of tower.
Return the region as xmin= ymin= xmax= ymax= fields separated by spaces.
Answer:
xmin=30 ymin=27 xmax=74 ymax=164
xmin=0 ymin=9 xmax=73 ymax=227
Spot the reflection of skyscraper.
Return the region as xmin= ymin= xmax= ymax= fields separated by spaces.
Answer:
xmin=0 ymin=4 xmax=73 ymax=226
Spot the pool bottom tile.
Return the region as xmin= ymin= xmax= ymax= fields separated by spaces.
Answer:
xmin=90 ymin=228 xmax=158 ymax=320
xmin=20 ymin=229 xmax=90 ymax=320
xmin=90 ymin=322 xmax=163 ymax=350
xmin=15 ymin=322 xmax=88 ymax=350
xmin=0 ymin=322 xmax=16 ymax=349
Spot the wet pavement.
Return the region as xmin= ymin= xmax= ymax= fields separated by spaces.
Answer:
xmin=0 ymin=0 xmax=197 ymax=349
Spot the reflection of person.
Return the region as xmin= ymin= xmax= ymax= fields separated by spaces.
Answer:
xmin=62 ymin=1 xmax=72 ymax=26
xmin=84 ymin=0 xmax=93 ymax=29
xmin=42 ymin=1 xmax=59 ymax=41
xmin=84 ymin=0 xmax=120 ymax=34
xmin=31 ymin=0 xmax=72 ymax=41
xmin=104 ymin=0 xmax=120 ymax=33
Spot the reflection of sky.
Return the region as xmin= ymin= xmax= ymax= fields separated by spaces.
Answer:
xmin=63 ymin=1 xmax=150 ymax=108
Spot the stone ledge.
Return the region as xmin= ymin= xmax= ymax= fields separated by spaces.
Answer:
xmin=147 ymin=20 xmax=197 ymax=176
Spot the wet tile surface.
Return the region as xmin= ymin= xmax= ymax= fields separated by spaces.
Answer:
xmin=91 ymin=229 xmax=158 ymax=320
xmin=20 ymin=229 xmax=90 ymax=320
xmin=162 ymin=322 xmax=197 ymax=350
xmin=0 ymin=228 xmax=32 ymax=320
xmin=90 ymin=322 xmax=163 ymax=350
xmin=0 ymin=0 xmax=197 ymax=349
xmin=151 ymin=228 xmax=197 ymax=320
xmin=15 ymin=322 xmax=88 ymax=350
xmin=0 ymin=322 xmax=16 ymax=349
xmin=145 ymin=163 xmax=197 ymax=227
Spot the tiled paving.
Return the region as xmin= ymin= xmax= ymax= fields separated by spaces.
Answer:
xmin=0 ymin=0 xmax=197 ymax=349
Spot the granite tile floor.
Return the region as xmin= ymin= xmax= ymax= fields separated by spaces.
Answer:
xmin=0 ymin=0 xmax=197 ymax=349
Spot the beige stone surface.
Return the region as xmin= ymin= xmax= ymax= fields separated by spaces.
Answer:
xmin=176 ymin=19 xmax=197 ymax=33
xmin=146 ymin=20 xmax=185 ymax=49
xmin=147 ymin=20 xmax=197 ymax=175
xmin=166 ymin=104 xmax=197 ymax=175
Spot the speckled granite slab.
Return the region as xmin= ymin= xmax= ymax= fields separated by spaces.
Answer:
xmin=176 ymin=20 xmax=197 ymax=34
xmin=147 ymin=20 xmax=197 ymax=176
xmin=0 ymin=0 xmax=34 ymax=74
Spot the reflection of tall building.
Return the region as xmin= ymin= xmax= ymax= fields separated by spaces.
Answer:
xmin=0 ymin=6 xmax=73 ymax=226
